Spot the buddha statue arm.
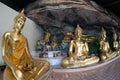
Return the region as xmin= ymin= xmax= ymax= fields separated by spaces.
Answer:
xmin=113 ymin=41 xmax=118 ymax=50
xmin=100 ymin=41 xmax=103 ymax=52
xmin=83 ymin=42 xmax=89 ymax=56
xmin=113 ymin=42 xmax=116 ymax=48
xmin=106 ymin=42 xmax=111 ymax=53
xmin=2 ymin=33 xmax=14 ymax=69
xmin=69 ymin=40 xmax=75 ymax=61
xmin=2 ymin=33 xmax=26 ymax=80
xmin=100 ymin=41 xmax=102 ymax=50
xmin=23 ymin=38 xmax=35 ymax=70
xmin=25 ymin=38 xmax=33 ymax=61
xmin=69 ymin=41 xmax=75 ymax=55
xmin=44 ymin=32 xmax=51 ymax=44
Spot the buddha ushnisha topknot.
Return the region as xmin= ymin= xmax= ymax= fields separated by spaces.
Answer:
xmin=14 ymin=9 xmax=26 ymax=22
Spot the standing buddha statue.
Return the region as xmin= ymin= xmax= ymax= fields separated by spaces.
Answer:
xmin=43 ymin=30 xmax=51 ymax=45
xmin=100 ymin=28 xmax=117 ymax=61
xmin=62 ymin=24 xmax=99 ymax=68
xmin=2 ymin=10 xmax=50 ymax=80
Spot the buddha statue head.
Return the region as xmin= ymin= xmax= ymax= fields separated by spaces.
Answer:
xmin=14 ymin=9 xmax=26 ymax=32
xmin=101 ymin=27 xmax=106 ymax=40
xmin=74 ymin=24 xmax=83 ymax=39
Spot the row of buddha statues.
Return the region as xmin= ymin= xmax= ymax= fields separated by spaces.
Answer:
xmin=62 ymin=25 xmax=120 ymax=68
xmin=2 ymin=10 xmax=120 ymax=80
xmin=35 ymin=30 xmax=59 ymax=51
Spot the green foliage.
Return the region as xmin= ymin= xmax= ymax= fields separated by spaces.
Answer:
xmin=88 ymin=37 xmax=114 ymax=56
xmin=108 ymin=36 xmax=114 ymax=51
xmin=88 ymin=39 xmax=100 ymax=56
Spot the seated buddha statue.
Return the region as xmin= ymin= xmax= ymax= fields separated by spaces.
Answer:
xmin=62 ymin=24 xmax=99 ymax=68
xmin=2 ymin=10 xmax=50 ymax=80
xmin=100 ymin=28 xmax=117 ymax=61
xmin=113 ymin=32 xmax=120 ymax=55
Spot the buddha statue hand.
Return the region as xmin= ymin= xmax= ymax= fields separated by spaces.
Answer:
xmin=24 ymin=64 xmax=31 ymax=71
xmin=106 ymin=52 xmax=111 ymax=58
xmin=24 ymin=61 xmax=34 ymax=71
xmin=70 ymin=56 xmax=87 ymax=64
xmin=78 ymin=56 xmax=87 ymax=60
xmin=106 ymin=50 xmax=113 ymax=57
xmin=118 ymin=49 xmax=120 ymax=55
xmin=69 ymin=57 xmax=74 ymax=64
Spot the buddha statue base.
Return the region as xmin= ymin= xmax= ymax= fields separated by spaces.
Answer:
xmin=101 ymin=52 xmax=117 ymax=61
xmin=117 ymin=50 xmax=120 ymax=55
xmin=62 ymin=56 xmax=99 ymax=68
xmin=116 ymin=49 xmax=120 ymax=55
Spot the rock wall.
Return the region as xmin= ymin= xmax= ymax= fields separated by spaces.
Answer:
xmin=25 ymin=0 xmax=120 ymax=42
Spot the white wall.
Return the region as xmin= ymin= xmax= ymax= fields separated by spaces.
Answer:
xmin=0 ymin=2 xmax=43 ymax=65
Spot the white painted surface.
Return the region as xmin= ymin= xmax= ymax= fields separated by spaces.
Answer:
xmin=34 ymin=56 xmax=63 ymax=66
xmin=0 ymin=2 xmax=43 ymax=65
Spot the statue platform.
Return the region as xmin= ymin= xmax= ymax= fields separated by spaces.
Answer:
xmin=34 ymin=55 xmax=120 ymax=80
xmin=32 ymin=50 xmax=64 ymax=66
xmin=34 ymin=56 xmax=64 ymax=66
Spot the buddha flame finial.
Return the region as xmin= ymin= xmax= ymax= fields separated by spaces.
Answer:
xmin=101 ymin=27 xmax=106 ymax=34
xmin=75 ymin=24 xmax=83 ymax=34
xmin=14 ymin=9 xmax=26 ymax=22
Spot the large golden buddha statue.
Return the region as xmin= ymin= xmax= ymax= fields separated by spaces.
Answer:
xmin=100 ymin=28 xmax=117 ymax=61
xmin=113 ymin=32 xmax=120 ymax=55
xmin=2 ymin=10 xmax=50 ymax=80
xmin=62 ymin=24 xmax=99 ymax=68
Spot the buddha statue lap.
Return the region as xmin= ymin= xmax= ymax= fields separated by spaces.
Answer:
xmin=2 ymin=10 xmax=50 ymax=80
xmin=119 ymin=35 xmax=120 ymax=55
xmin=100 ymin=28 xmax=117 ymax=61
xmin=62 ymin=24 xmax=99 ymax=68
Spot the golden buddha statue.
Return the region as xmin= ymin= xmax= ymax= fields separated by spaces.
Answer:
xmin=51 ymin=35 xmax=58 ymax=50
xmin=2 ymin=10 xmax=50 ymax=80
xmin=62 ymin=24 xmax=99 ymax=68
xmin=62 ymin=31 xmax=74 ymax=42
xmin=43 ymin=30 xmax=51 ymax=45
xmin=100 ymin=28 xmax=117 ymax=61
xmin=113 ymin=32 xmax=120 ymax=55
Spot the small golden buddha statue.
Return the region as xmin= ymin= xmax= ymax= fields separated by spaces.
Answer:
xmin=100 ymin=28 xmax=117 ymax=61
xmin=51 ymin=35 xmax=58 ymax=50
xmin=62 ymin=31 xmax=74 ymax=42
xmin=43 ymin=30 xmax=51 ymax=45
xmin=113 ymin=32 xmax=120 ymax=55
xmin=2 ymin=10 xmax=50 ymax=80
xmin=62 ymin=24 xmax=99 ymax=68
